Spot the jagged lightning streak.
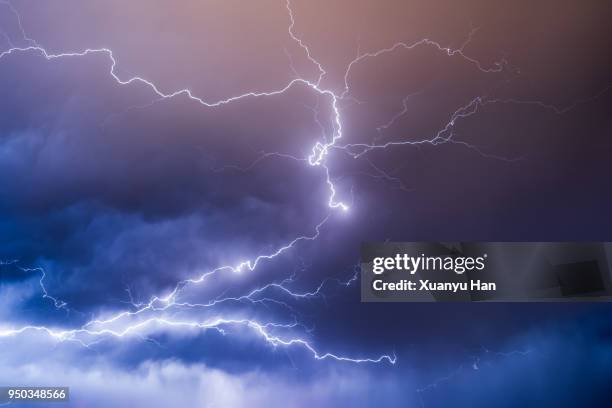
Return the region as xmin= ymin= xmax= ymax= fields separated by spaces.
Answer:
xmin=79 ymin=215 xmax=331 ymax=329
xmin=20 ymin=266 xmax=69 ymax=311
xmin=416 ymin=346 xmax=532 ymax=408
xmin=0 ymin=265 xmax=392 ymax=364
xmin=1 ymin=0 xmax=607 ymax=366
xmin=0 ymin=0 xmax=37 ymax=47
xmin=335 ymin=96 xmax=524 ymax=161
xmin=0 ymin=316 xmax=397 ymax=364
xmin=166 ymin=268 xmax=360 ymax=312
xmin=0 ymin=260 xmax=68 ymax=311
xmin=0 ymin=0 xmax=361 ymax=361
xmin=341 ymin=27 xmax=505 ymax=101
xmin=0 ymin=0 xmax=524 ymax=364
xmin=374 ymin=91 xmax=423 ymax=142
xmin=213 ymin=151 xmax=308 ymax=173
xmin=0 ymin=1 xmax=511 ymax=209
xmin=336 ymin=85 xmax=612 ymax=164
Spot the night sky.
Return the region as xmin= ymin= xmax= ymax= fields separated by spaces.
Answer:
xmin=1 ymin=0 xmax=612 ymax=406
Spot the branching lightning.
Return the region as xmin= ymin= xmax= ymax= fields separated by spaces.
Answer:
xmin=0 ymin=0 xmax=609 ymax=367
xmin=416 ymin=346 xmax=533 ymax=407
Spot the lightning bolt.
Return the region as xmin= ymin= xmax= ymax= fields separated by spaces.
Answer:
xmin=21 ymin=266 xmax=69 ymax=311
xmin=0 ymin=0 xmax=609 ymax=367
xmin=1 ymin=260 xmax=69 ymax=311
xmin=416 ymin=346 xmax=533 ymax=407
